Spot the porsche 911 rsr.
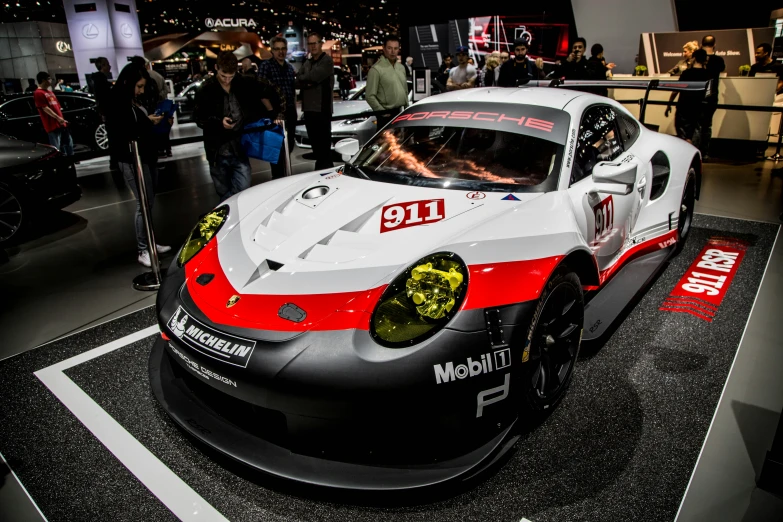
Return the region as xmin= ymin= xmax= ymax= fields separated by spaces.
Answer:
xmin=150 ymin=85 xmax=701 ymax=490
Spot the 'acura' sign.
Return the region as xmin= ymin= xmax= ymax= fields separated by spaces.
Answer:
xmin=205 ymin=18 xmax=257 ymax=29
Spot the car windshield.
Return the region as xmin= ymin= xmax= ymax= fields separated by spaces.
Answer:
xmin=349 ymin=103 xmax=568 ymax=192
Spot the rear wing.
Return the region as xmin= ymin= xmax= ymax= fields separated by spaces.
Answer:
xmin=526 ymin=78 xmax=712 ymax=123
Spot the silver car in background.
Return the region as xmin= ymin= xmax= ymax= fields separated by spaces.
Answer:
xmin=295 ymin=82 xmax=412 ymax=150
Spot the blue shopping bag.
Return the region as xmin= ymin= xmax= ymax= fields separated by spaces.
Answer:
xmin=241 ymin=118 xmax=284 ymax=163
xmin=151 ymin=99 xmax=179 ymax=134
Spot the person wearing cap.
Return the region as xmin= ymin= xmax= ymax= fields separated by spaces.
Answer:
xmin=447 ymin=46 xmax=477 ymax=91
xmin=497 ymin=38 xmax=544 ymax=87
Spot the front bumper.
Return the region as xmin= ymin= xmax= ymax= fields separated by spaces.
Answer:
xmin=150 ymin=262 xmax=536 ymax=489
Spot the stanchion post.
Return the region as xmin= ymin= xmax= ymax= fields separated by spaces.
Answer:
xmin=766 ymin=108 xmax=783 ymax=162
xmin=131 ymin=140 xmax=162 ymax=291
xmin=282 ymin=126 xmax=292 ymax=177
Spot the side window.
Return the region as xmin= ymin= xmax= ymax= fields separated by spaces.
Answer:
xmin=615 ymin=110 xmax=640 ymax=150
xmin=62 ymin=96 xmax=94 ymax=110
xmin=1 ymin=99 xmax=34 ymax=118
xmin=57 ymin=96 xmax=71 ymax=111
xmin=571 ymin=105 xmax=623 ymax=185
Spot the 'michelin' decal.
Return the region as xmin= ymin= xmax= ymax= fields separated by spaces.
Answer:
xmin=660 ymin=237 xmax=748 ymax=322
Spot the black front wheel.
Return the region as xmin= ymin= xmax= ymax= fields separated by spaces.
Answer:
xmin=0 ymin=183 xmax=28 ymax=248
xmin=676 ymin=168 xmax=696 ymax=252
xmin=523 ymin=268 xmax=584 ymax=411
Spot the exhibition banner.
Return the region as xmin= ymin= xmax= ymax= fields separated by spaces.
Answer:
xmin=640 ymin=27 xmax=774 ymax=76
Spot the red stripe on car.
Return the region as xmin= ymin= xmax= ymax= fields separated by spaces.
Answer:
xmin=463 ymin=256 xmax=563 ymax=309
xmin=186 ymin=242 xmax=387 ymax=331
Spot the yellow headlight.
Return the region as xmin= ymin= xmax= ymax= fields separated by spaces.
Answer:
xmin=177 ymin=206 xmax=229 ymax=267
xmin=371 ymin=253 xmax=467 ymax=347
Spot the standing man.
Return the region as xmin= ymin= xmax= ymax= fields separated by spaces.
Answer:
xmin=296 ymin=31 xmax=334 ymax=170
xmin=194 ymin=52 xmax=280 ymax=201
xmin=497 ymin=39 xmax=544 ymax=87
xmin=260 ymin=36 xmax=298 ymax=179
xmin=499 ymin=51 xmax=510 ymax=65
xmin=240 ymin=57 xmax=259 ymax=78
xmin=91 ymin=57 xmax=112 ymax=118
xmin=447 ymin=46 xmax=477 ymax=91
xmin=33 ymin=72 xmax=73 ymax=156
xmin=366 ymin=35 xmax=409 ymax=130
xmin=433 ymin=54 xmax=453 ymax=93
xmin=555 ymin=38 xmax=590 ymax=79
xmin=404 ymin=56 xmax=414 ymax=78
xmin=698 ymin=35 xmax=725 ymax=161
xmin=750 ymin=43 xmax=783 ymax=94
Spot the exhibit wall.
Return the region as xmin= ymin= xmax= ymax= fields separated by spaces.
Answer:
xmin=407 ymin=24 xmax=450 ymax=69
xmin=450 ymin=17 xmax=570 ymax=64
xmin=571 ymin=0 xmax=678 ymax=74
xmin=62 ymin=0 xmax=144 ymax=86
xmin=639 ymin=27 xmax=775 ymax=75
xmin=0 ymin=22 xmax=76 ymax=93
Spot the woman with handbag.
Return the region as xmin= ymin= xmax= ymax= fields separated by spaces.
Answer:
xmin=106 ymin=64 xmax=171 ymax=267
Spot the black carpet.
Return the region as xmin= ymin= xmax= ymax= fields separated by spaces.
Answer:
xmin=0 ymin=215 xmax=778 ymax=522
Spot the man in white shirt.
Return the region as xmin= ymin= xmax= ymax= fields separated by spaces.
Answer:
xmin=447 ymin=46 xmax=477 ymax=91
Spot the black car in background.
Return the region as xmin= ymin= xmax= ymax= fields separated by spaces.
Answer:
xmin=0 ymin=133 xmax=81 ymax=247
xmin=0 ymin=92 xmax=108 ymax=153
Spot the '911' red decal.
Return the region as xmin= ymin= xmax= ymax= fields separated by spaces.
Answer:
xmin=380 ymin=199 xmax=445 ymax=233
xmin=660 ymin=237 xmax=748 ymax=322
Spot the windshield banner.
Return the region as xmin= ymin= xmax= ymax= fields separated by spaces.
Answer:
xmin=391 ymin=102 xmax=571 ymax=145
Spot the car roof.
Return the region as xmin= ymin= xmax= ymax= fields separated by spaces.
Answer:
xmin=0 ymin=91 xmax=95 ymax=104
xmin=415 ymin=87 xmax=586 ymax=110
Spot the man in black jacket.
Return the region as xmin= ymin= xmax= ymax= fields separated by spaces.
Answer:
xmin=194 ymin=52 xmax=280 ymax=201
xmin=497 ymin=39 xmax=544 ymax=87
xmin=555 ymin=37 xmax=590 ymax=80
xmin=697 ymin=35 xmax=725 ymax=161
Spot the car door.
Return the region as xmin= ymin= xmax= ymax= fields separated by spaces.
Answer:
xmin=59 ymin=95 xmax=100 ymax=150
xmin=566 ymin=104 xmax=645 ymax=270
xmin=0 ymin=98 xmax=45 ymax=144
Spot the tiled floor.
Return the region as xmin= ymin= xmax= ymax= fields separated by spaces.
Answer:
xmin=1 ymin=144 xmax=781 ymax=521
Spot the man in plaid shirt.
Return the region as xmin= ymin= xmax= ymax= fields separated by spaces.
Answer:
xmin=259 ymin=36 xmax=297 ymax=179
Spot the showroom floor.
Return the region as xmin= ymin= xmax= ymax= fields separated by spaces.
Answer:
xmin=0 ymin=141 xmax=782 ymax=521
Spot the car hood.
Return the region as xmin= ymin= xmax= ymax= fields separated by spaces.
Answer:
xmin=332 ymin=100 xmax=371 ymax=119
xmin=0 ymin=134 xmax=57 ymax=167
xmin=203 ymin=171 xmax=546 ymax=299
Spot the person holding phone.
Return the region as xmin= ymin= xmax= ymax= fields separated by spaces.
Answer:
xmin=195 ymin=52 xmax=280 ymax=200
xmin=106 ymin=63 xmax=171 ymax=267
xmin=555 ymin=37 xmax=590 ymax=80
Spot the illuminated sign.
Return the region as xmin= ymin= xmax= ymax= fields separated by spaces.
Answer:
xmin=120 ymin=23 xmax=133 ymax=39
xmin=205 ymin=18 xmax=257 ymax=29
xmin=56 ymin=41 xmax=72 ymax=53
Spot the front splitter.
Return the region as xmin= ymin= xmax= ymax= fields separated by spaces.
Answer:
xmin=149 ymin=336 xmax=518 ymax=491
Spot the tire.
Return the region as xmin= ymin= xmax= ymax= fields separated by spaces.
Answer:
xmin=522 ymin=267 xmax=584 ymax=411
xmin=0 ymin=182 xmax=29 ymax=248
xmin=94 ymin=123 xmax=109 ymax=151
xmin=676 ymin=168 xmax=696 ymax=252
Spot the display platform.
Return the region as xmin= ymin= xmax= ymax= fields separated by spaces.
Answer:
xmin=0 ymin=215 xmax=778 ymax=522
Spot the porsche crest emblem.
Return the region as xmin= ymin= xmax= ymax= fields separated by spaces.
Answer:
xmin=226 ymin=295 xmax=241 ymax=308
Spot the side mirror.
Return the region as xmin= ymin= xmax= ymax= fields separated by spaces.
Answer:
xmin=335 ymin=138 xmax=360 ymax=163
xmin=591 ymin=161 xmax=636 ymax=196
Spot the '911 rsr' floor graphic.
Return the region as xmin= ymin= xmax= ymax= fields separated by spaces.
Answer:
xmin=660 ymin=237 xmax=749 ymax=322
xmin=0 ymin=215 xmax=776 ymax=522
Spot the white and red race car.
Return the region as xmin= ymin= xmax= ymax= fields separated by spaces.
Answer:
xmin=150 ymin=85 xmax=702 ymax=490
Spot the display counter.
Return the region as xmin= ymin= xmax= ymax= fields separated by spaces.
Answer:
xmin=610 ymin=76 xmax=777 ymax=142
